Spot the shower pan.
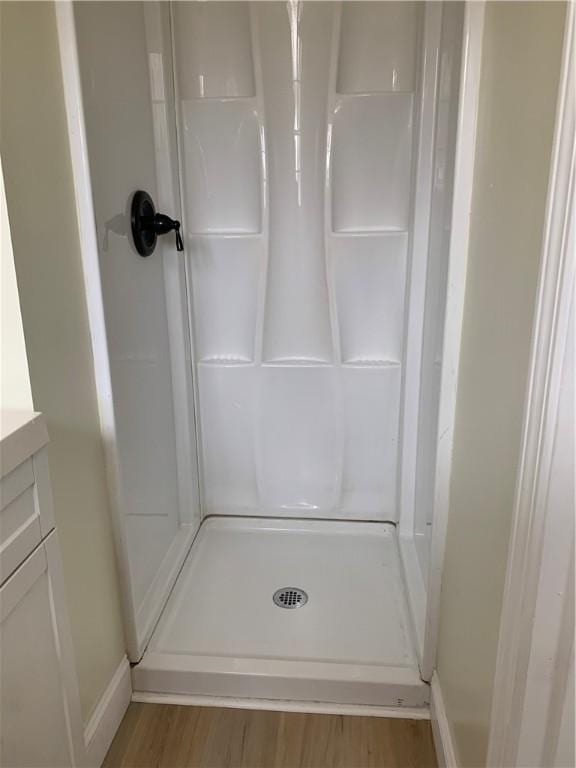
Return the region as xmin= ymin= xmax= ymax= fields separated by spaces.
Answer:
xmin=58 ymin=0 xmax=473 ymax=713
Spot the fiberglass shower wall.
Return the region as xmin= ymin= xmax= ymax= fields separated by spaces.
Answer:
xmin=70 ymin=0 xmax=463 ymax=659
xmin=73 ymin=1 xmax=201 ymax=658
xmin=176 ymin=2 xmax=434 ymax=521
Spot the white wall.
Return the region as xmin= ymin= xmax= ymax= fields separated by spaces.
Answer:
xmin=0 ymin=1 xmax=126 ymax=723
xmin=434 ymin=3 xmax=566 ymax=766
xmin=0 ymin=160 xmax=33 ymax=411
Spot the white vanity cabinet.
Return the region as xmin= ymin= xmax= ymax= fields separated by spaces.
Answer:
xmin=0 ymin=412 xmax=85 ymax=768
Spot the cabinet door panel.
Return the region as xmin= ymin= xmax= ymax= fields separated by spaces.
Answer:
xmin=1 ymin=535 xmax=85 ymax=768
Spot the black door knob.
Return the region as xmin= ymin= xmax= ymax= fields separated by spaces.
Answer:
xmin=131 ymin=190 xmax=184 ymax=257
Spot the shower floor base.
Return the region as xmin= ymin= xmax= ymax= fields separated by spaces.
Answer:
xmin=132 ymin=517 xmax=429 ymax=710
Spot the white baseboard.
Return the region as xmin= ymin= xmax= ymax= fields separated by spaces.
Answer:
xmin=430 ymin=672 xmax=458 ymax=768
xmin=84 ymin=656 xmax=132 ymax=767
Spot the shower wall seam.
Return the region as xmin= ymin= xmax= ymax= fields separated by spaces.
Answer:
xmin=152 ymin=3 xmax=202 ymax=538
xmin=250 ymin=4 xmax=268 ymax=372
xmin=168 ymin=0 xmax=206 ymax=522
xmin=399 ymin=3 xmax=442 ymax=539
xmin=324 ymin=2 xmax=343 ymax=368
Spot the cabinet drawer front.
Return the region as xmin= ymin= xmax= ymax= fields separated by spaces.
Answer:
xmin=0 ymin=450 xmax=54 ymax=584
xmin=0 ymin=493 xmax=42 ymax=584
xmin=0 ymin=459 xmax=34 ymax=510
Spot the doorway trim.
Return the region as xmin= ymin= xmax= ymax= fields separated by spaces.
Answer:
xmin=55 ymin=1 xmax=140 ymax=656
xmin=419 ymin=0 xmax=486 ymax=681
xmin=486 ymin=5 xmax=575 ymax=764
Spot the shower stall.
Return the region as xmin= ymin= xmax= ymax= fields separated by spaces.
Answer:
xmin=59 ymin=0 xmax=473 ymax=711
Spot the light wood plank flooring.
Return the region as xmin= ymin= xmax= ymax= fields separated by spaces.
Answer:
xmin=103 ymin=704 xmax=437 ymax=768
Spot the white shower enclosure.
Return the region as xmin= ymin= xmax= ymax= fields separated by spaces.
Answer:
xmin=60 ymin=1 xmax=469 ymax=709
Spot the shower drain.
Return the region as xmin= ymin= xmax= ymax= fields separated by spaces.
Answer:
xmin=273 ymin=587 xmax=308 ymax=609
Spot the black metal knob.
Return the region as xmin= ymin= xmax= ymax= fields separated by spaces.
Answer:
xmin=152 ymin=213 xmax=184 ymax=252
xmin=131 ymin=190 xmax=183 ymax=257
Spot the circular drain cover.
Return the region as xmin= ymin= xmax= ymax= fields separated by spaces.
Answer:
xmin=273 ymin=587 xmax=308 ymax=609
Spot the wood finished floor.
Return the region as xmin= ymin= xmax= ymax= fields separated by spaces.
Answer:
xmin=103 ymin=704 xmax=438 ymax=768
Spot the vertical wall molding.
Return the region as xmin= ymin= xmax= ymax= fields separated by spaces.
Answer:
xmin=430 ymin=672 xmax=459 ymax=768
xmin=420 ymin=1 xmax=486 ymax=681
xmin=399 ymin=2 xmax=442 ymax=539
xmin=55 ymin=2 xmax=139 ymax=657
xmin=486 ymin=6 xmax=575 ymax=765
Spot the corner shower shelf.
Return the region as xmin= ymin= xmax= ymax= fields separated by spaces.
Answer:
xmin=187 ymin=230 xmax=264 ymax=238
xmin=260 ymin=359 xmax=333 ymax=367
xmin=335 ymin=91 xmax=415 ymax=98
xmin=331 ymin=226 xmax=410 ymax=235
xmin=331 ymin=229 xmax=409 ymax=237
xmin=199 ymin=357 xmax=254 ymax=367
xmin=342 ymin=359 xmax=401 ymax=368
